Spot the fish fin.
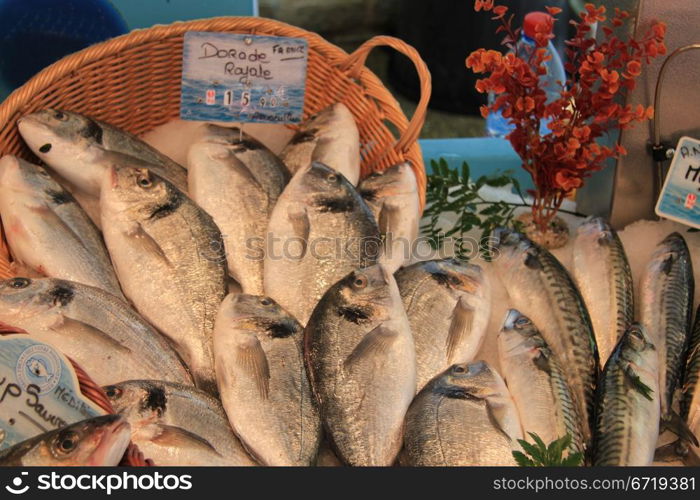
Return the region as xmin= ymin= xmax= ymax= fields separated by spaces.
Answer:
xmin=152 ymin=424 xmax=221 ymax=456
xmin=377 ymin=201 xmax=401 ymax=236
xmin=50 ymin=316 xmax=131 ymax=354
xmin=661 ymin=255 xmax=675 ymax=275
xmin=524 ymin=252 xmax=542 ymax=270
xmin=27 ymin=205 xmax=86 ymax=249
xmin=485 ymin=400 xmax=516 ymax=442
xmin=126 ymin=224 xmax=171 ymax=267
xmin=235 ymin=337 xmax=270 ymax=399
xmin=344 ymin=324 xmax=398 ymax=369
xmin=622 ymin=362 xmax=654 ymax=401
xmin=532 ymin=349 xmax=552 ymax=374
xmin=288 ymin=208 xmax=309 ymax=258
xmin=661 ymin=411 xmax=700 ymax=447
xmin=445 ymin=297 xmax=474 ymax=363
xmin=654 ymin=441 xmax=686 ymax=463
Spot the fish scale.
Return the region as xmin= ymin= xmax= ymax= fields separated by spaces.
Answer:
xmin=593 ymin=323 xmax=659 ymax=466
xmin=490 ymin=228 xmax=598 ymax=448
xmin=640 ymin=232 xmax=694 ymax=418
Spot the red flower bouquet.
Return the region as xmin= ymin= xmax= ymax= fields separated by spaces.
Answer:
xmin=467 ymin=2 xmax=666 ymax=232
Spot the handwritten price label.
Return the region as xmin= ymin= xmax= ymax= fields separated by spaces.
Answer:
xmin=0 ymin=337 xmax=104 ymax=450
xmin=656 ymin=136 xmax=700 ymax=229
xmin=180 ymin=32 xmax=308 ymax=123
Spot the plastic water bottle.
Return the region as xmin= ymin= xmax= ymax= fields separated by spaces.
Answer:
xmin=486 ymin=11 xmax=566 ymax=138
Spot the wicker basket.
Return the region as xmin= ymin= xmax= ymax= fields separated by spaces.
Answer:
xmin=0 ymin=17 xmax=431 ymax=278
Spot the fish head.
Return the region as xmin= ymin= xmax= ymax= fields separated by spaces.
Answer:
xmin=430 ymin=259 xmax=486 ymax=297
xmin=442 ymin=360 xmax=500 ymax=398
xmin=577 ymin=216 xmax=615 ymax=247
xmin=358 ymin=162 xmax=416 ymax=200
xmin=489 ymin=227 xmax=542 ymax=274
xmin=0 ymin=277 xmax=68 ymax=321
xmin=334 ymin=265 xmax=395 ymax=322
xmin=103 ymin=381 xmax=167 ymax=430
xmin=299 ymin=162 xmax=356 ymax=212
xmin=0 ymin=155 xmax=73 ymax=206
xmin=100 ymin=166 xmax=180 ymax=222
xmin=221 ymin=293 xmax=302 ymax=339
xmin=498 ymin=309 xmax=544 ymax=355
xmin=17 ymin=109 xmax=102 ymax=162
xmin=8 ymin=415 xmax=130 ymax=466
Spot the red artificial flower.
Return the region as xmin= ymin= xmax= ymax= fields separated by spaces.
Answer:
xmin=555 ymin=171 xmax=583 ymax=191
xmin=474 ymin=0 xmax=494 ymax=12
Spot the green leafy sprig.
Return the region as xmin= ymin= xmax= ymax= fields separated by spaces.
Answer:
xmin=513 ymin=432 xmax=584 ymax=467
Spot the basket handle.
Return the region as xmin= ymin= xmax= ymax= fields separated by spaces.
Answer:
xmin=339 ymin=36 xmax=431 ymax=154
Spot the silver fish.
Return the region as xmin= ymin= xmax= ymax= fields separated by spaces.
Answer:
xmin=593 ymin=323 xmax=660 ymax=466
xmin=640 ymin=232 xmax=694 ymax=419
xmin=100 ymin=165 xmax=227 ymax=394
xmin=401 ymin=361 xmax=522 ymax=466
xmin=490 ymin=228 xmax=598 ymax=446
xmin=264 ymin=162 xmax=379 ymax=324
xmin=213 ymin=294 xmax=320 ymax=465
xmin=498 ymin=309 xmax=585 ymax=453
xmin=280 ymin=103 xmax=360 ymax=185
xmin=304 ymin=264 xmax=415 ymax=466
xmin=573 ymin=217 xmax=634 ymax=368
xmin=104 ymin=380 xmax=256 ymax=466
xmin=0 ymin=415 xmax=130 ymax=466
xmin=0 ymin=155 xmax=123 ymax=299
xmin=396 ymin=259 xmax=491 ymax=391
xmin=680 ymin=306 xmax=700 ymax=463
xmin=188 ymin=129 xmax=287 ymax=294
xmin=358 ymin=162 xmax=421 ymax=272
xmin=17 ymin=109 xmax=187 ymax=195
xmin=0 ymin=277 xmax=192 ymax=386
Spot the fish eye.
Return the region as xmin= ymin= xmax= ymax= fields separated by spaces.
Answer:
xmin=448 ymin=275 xmax=461 ymax=286
xmin=8 ymin=278 xmax=30 ymax=289
xmin=352 ymin=274 xmax=368 ymax=289
xmin=515 ymin=317 xmax=530 ymax=327
xmin=103 ymin=385 xmax=122 ymax=399
xmin=56 ymin=431 xmax=79 ymax=454
xmin=452 ymin=365 xmax=466 ymax=374
xmin=260 ymin=297 xmax=272 ymax=306
xmin=38 ymin=168 xmax=51 ymax=178
xmin=53 ymin=111 xmax=67 ymax=121
xmin=327 ymin=173 xmax=338 ymax=182
xmin=136 ymin=175 xmax=152 ymax=189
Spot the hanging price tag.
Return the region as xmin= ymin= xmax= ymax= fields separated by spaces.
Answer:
xmin=0 ymin=336 xmax=104 ymax=450
xmin=180 ymin=32 xmax=308 ymax=124
xmin=656 ymin=136 xmax=700 ymax=228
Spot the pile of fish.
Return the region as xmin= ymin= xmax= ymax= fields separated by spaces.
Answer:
xmin=0 ymin=106 xmax=697 ymax=467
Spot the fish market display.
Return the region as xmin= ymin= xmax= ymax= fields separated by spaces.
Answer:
xmin=358 ymin=162 xmax=420 ymax=272
xmin=265 ymin=161 xmax=379 ymax=324
xmin=593 ymin=323 xmax=660 ymax=466
xmin=188 ymin=125 xmax=287 ymax=294
xmin=213 ymin=294 xmax=321 ymax=466
xmin=573 ymin=217 xmax=634 ymax=367
xmin=100 ymin=165 xmax=227 ymax=394
xmin=0 ymin=156 xmax=123 ymax=299
xmin=18 ymin=109 xmax=187 ymax=195
xmin=401 ymin=361 xmax=522 ymax=466
xmin=396 ymin=259 xmax=491 ymax=391
xmin=0 ymin=277 xmax=192 ymax=386
xmin=490 ymin=228 xmax=598 ymax=446
xmin=305 ymin=265 xmax=415 ymax=466
xmin=0 ymin=415 xmax=130 ymax=466
xmin=498 ymin=309 xmax=584 ymax=453
xmin=680 ymin=306 xmax=700 ymax=464
xmin=104 ymin=380 xmax=255 ymax=466
xmin=640 ymin=232 xmax=694 ymax=420
xmin=280 ymin=103 xmax=361 ymax=185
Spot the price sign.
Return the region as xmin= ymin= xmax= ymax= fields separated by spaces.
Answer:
xmin=656 ymin=136 xmax=700 ymax=228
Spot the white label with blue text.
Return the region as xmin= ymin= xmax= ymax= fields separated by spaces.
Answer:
xmin=0 ymin=337 xmax=104 ymax=450
xmin=180 ymin=32 xmax=308 ymax=123
xmin=656 ymin=136 xmax=700 ymax=229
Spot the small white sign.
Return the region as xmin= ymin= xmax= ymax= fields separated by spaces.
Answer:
xmin=656 ymin=136 xmax=700 ymax=229
xmin=181 ymin=32 xmax=308 ymax=123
